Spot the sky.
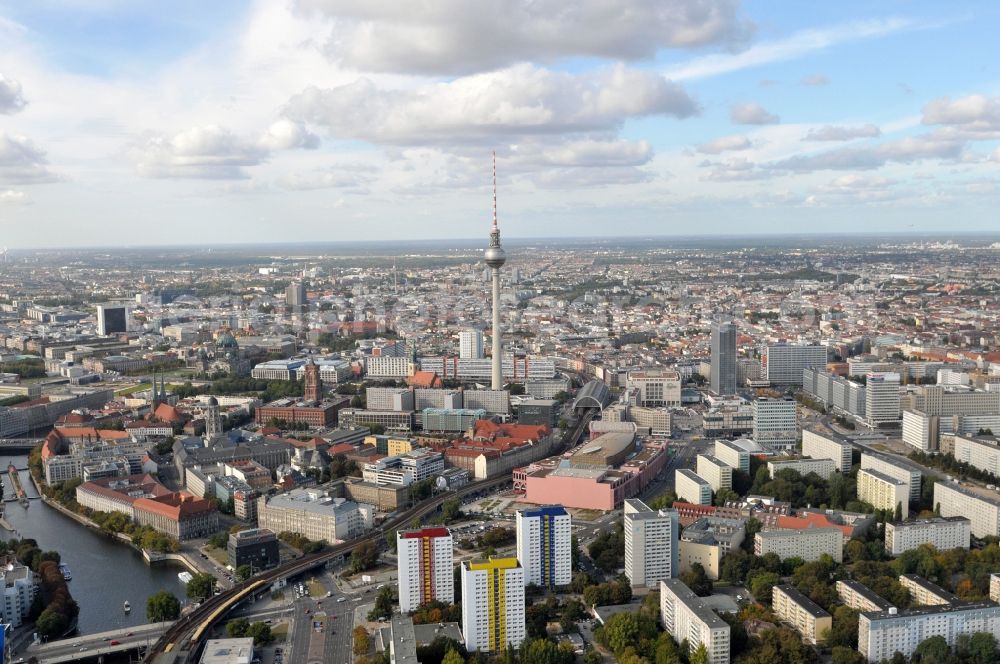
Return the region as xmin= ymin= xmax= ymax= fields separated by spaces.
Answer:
xmin=0 ymin=0 xmax=999 ymax=247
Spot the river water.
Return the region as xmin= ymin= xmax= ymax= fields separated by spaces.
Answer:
xmin=0 ymin=454 xmax=188 ymax=635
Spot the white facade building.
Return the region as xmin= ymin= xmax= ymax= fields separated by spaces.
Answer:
xmin=660 ymin=578 xmax=731 ymax=664
xmin=859 ymin=602 xmax=1000 ymax=663
xmin=696 ymin=455 xmax=733 ymax=492
xmin=625 ymin=369 xmax=682 ymax=408
xmin=933 ymin=481 xmax=1000 ymax=538
xmin=860 ymin=453 xmax=921 ymax=502
xmin=884 ymin=517 xmax=971 ymax=556
xmin=461 ymin=558 xmax=525 ymax=653
xmin=767 ymin=457 xmax=837 ymax=480
xmin=857 ymin=468 xmax=910 ymax=519
xmin=754 ymin=527 xmax=843 ymax=563
xmin=397 ymin=527 xmax=454 ymax=613
xmin=714 ymin=439 xmax=750 ymax=473
xmin=763 ymin=343 xmax=827 ymax=386
xmin=676 ymin=469 xmax=712 ymax=505
xmin=459 ymin=329 xmax=484 ymax=360
xmin=752 ymin=398 xmax=798 ymax=452
xmin=515 ymin=506 xmax=572 ymax=588
xmin=865 ymin=372 xmax=901 ymax=426
xmin=624 ymin=498 xmax=679 ymax=589
xmin=801 ymin=429 xmax=852 ymax=474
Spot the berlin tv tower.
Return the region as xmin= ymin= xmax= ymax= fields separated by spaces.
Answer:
xmin=483 ymin=151 xmax=506 ymax=391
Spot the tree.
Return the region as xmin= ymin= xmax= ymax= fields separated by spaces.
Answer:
xmin=442 ymin=649 xmax=464 ymax=664
xmin=246 ymin=621 xmax=273 ymax=645
xmin=690 ymin=642 xmax=709 ymax=664
xmin=749 ymin=571 xmax=781 ymax=604
xmin=35 ymin=607 xmax=68 ymax=639
xmin=913 ymin=635 xmax=950 ymax=664
xmin=186 ymin=572 xmax=216 ymax=601
xmin=354 ymin=626 xmax=371 ymax=656
xmin=368 ymin=585 xmax=394 ymax=621
xmin=226 ymin=618 xmax=250 ymax=638
xmin=351 ymin=540 xmax=379 ymax=573
xmin=146 ymin=590 xmax=181 ymax=622
xmin=235 ymin=565 xmax=253 ymax=582
xmin=830 ymin=646 xmax=865 ymax=664
xmin=680 ymin=563 xmax=713 ymax=596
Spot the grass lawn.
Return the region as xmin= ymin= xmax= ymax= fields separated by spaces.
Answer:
xmin=206 ymin=546 xmax=228 ymax=567
xmin=309 ymin=579 xmax=326 ymax=598
xmin=271 ymin=622 xmax=289 ymax=641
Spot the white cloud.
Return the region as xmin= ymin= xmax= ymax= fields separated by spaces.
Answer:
xmin=0 ymin=74 xmax=27 ymax=114
xmin=299 ymin=0 xmax=752 ymax=75
xmin=0 ymin=189 xmax=29 ymax=205
xmin=511 ymin=139 xmax=653 ymax=168
xmin=664 ymin=16 xmax=916 ymax=81
xmin=730 ymin=102 xmax=779 ymax=125
xmin=258 ymin=119 xmax=320 ymax=151
xmin=534 ymin=166 xmax=654 ymax=189
xmin=824 ymin=174 xmax=895 ymax=190
xmin=696 ymin=134 xmax=751 ymax=154
xmin=276 ymin=164 xmax=375 ymax=190
xmin=800 ymin=73 xmax=829 ymax=86
xmin=772 ymin=134 xmax=963 ymax=172
xmin=286 ymin=63 xmax=698 ymax=145
xmin=922 ymin=94 xmax=1000 ymax=133
xmin=131 ymin=125 xmax=268 ymax=179
xmin=0 ymin=133 xmax=60 ymax=184
xmin=702 ymin=156 xmax=770 ymax=181
xmin=804 ymin=124 xmax=880 ymax=141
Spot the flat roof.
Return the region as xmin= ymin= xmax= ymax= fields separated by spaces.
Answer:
xmin=862 ymin=600 xmax=1000 ymax=621
xmin=660 ymin=578 xmax=728 ymax=629
xmin=774 ymin=585 xmax=831 ymax=618
xmin=837 ymin=579 xmax=894 ymax=610
xmin=898 ymin=574 xmax=960 ymax=603
xmin=858 ymin=467 xmax=907 ymax=486
xmin=677 ymin=468 xmax=710 ymax=486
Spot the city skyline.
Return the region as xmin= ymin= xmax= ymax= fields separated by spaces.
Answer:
xmin=1 ymin=1 xmax=999 ymax=246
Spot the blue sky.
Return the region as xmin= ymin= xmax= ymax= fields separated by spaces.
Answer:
xmin=0 ymin=0 xmax=998 ymax=246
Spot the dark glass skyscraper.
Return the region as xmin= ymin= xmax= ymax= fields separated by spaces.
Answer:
xmin=710 ymin=319 xmax=737 ymax=396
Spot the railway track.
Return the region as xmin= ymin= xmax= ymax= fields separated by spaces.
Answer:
xmin=145 ymin=474 xmax=510 ymax=662
xmin=146 ymin=407 xmax=598 ymax=662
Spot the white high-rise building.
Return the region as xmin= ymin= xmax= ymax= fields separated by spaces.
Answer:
xmin=934 ymin=481 xmax=1000 ymax=538
xmin=865 ymin=372 xmax=901 ymax=427
xmin=515 ymin=506 xmax=572 ymax=589
xmin=660 ymin=578 xmax=731 ymax=664
xmin=859 ymin=602 xmax=1000 ymax=663
xmin=857 ymin=468 xmax=909 ymax=519
xmin=696 ymin=455 xmax=732 ymax=492
xmin=754 ymin=527 xmax=843 ymax=562
xmin=714 ymin=439 xmax=750 ymax=473
xmin=459 ymin=329 xmax=485 ymax=360
xmin=676 ymin=469 xmax=712 ymax=505
xmin=625 ymin=369 xmax=682 ymax=407
xmin=753 ymin=398 xmax=798 ymax=452
xmin=884 ymin=517 xmax=971 ymax=556
xmin=624 ymin=498 xmax=679 ymax=588
xmin=461 ymin=558 xmax=525 ymax=653
xmin=767 ymin=457 xmax=837 ymax=480
xmin=397 ymin=527 xmax=454 ymax=612
xmin=860 ymin=453 xmax=921 ymax=502
xmin=801 ymin=429 xmax=852 ymax=474
xmin=763 ymin=342 xmax=828 ymax=386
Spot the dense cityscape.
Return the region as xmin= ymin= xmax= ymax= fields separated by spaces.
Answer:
xmin=4 ymin=1 xmax=1000 ymax=664
xmin=0 ymin=229 xmax=997 ymax=664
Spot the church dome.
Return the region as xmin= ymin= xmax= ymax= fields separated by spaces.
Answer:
xmin=215 ymin=330 xmax=239 ymax=349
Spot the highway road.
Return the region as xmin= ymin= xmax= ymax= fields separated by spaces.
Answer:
xmin=23 ymin=621 xmax=169 ymax=663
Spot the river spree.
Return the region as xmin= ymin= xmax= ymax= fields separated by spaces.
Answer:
xmin=0 ymin=454 xmax=187 ymax=635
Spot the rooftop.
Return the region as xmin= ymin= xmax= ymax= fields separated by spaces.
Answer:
xmin=775 ymin=584 xmax=831 ymax=618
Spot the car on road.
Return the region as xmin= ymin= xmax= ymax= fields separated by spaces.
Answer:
xmin=110 ymin=640 xmax=120 ymax=646
xmin=126 ymin=632 xmax=133 ymax=637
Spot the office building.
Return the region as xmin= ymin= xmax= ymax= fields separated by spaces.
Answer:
xmin=933 ymin=482 xmax=1000 ymax=538
xmin=696 ymin=455 xmax=732 ymax=492
xmin=801 ymin=429 xmax=852 ymax=474
xmin=515 ymin=505 xmax=572 ymax=589
xmin=676 ymin=469 xmax=712 ymax=506
xmin=860 ymin=453 xmax=921 ymax=502
xmin=227 ymin=528 xmax=279 ymax=571
xmin=0 ymin=560 xmax=37 ymax=627
xmin=660 ymin=578 xmax=730 ymax=664
xmin=898 ymin=574 xmax=959 ymax=606
xmin=625 ymin=368 xmax=682 ymax=408
xmin=459 ymin=329 xmax=484 ymax=360
xmin=361 ymin=448 xmax=444 ymax=487
xmin=772 ymin=584 xmax=832 ymax=644
xmin=624 ymin=498 xmax=679 ymax=588
xmin=857 ymin=468 xmax=909 ymax=519
xmin=754 ymin=527 xmax=843 ymax=563
xmin=200 ymin=638 xmax=254 ymax=664
xmin=710 ymin=320 xmax=737 ymax=396
xmin=763 ymin=343 xmax=828 ymax=386
xmin=96 ymin=303 xmax=129 ymax=335
xmin=714 ymin=439 xmax=750 ymax=473
xmin=753 ymin=398 xmax=798 ymax=452
xmin=461 ymin=558 xmax=525 ymax=653
xmin=865 ymin=372 xmax=901 ymax=427
xmin=516 ymin=399 xmax=557 ymax=427
xmin=803 ymin=367 xmax=866 ymax=419
xmin=884 ymin=517 xmax=971 ymax=556
xmin=257 ymin=489 xmax=374 ymax=543
xmin=397 ymin=527 xmax=454 ymax=612
xmin=285 ymin=282 xmax=306 ymax=309
xmin=836 ymin=579 xmax=894 ymax=613
xmin=859 ymin=602 xmax=1000 ymax=663
xmin=767 ymin=457 xmax=836 ymax=480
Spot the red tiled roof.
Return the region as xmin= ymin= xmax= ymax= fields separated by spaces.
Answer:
xmin=775 ymin=513 xmax=852 ymax=538
xmin=153 ymin=403 xmax=184 ymax=423
xmin=400 ymin=527 xmax=450 ymax=539
xmin=134 ymin=491 xmax=216 ymax=521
